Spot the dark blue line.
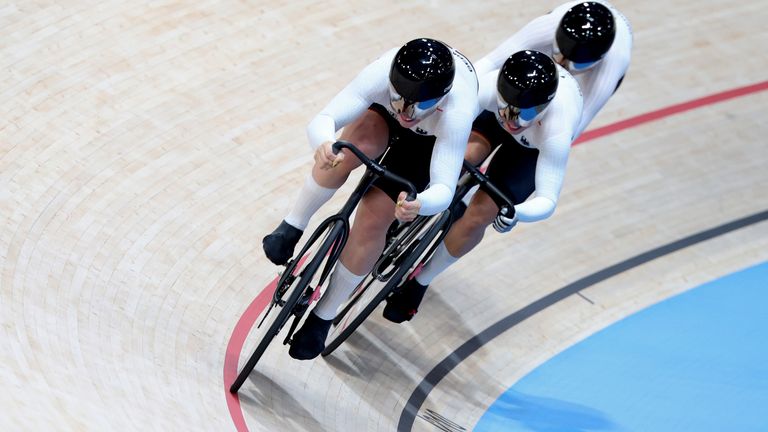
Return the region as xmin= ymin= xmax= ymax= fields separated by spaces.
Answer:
xmin=398 ymin=209 xmax=768 ymax=431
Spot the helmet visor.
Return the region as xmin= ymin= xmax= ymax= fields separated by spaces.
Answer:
xmin=389 ymin=83 xmax=443 ymax=121
xmin=497 ymin=93 xmax=550 ymax=131
xmin=552 ymin=42 xmax=601 ymax=73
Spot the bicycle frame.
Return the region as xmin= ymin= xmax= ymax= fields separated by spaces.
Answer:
xmin=229 ymin=140 xmax=417 ymax=393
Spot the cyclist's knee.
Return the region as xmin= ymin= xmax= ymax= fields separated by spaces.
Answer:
xmin=464 ymin=192 xmax=498 ymax=227
xmin=311 ymin=161 xmax=351 ymax=187
xmin=465 ymin=132 xmax=492 ymax=166
xmin=340 ymin=111 xmax=389 ymax=158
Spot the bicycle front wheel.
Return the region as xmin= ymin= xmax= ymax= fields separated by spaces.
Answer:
xmin=230 ymin=220 xmax=344 ymax=393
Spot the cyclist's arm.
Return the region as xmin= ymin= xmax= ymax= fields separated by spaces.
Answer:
xmin=514 ymin=63 xmax=582 ymax=221
xmin=306 ymin=49 xmax=396 ymax=150
xmin=418 ymin=109 xmax=474 ymax=215
xmin=514 ymin=131 xmax=571 ymax=222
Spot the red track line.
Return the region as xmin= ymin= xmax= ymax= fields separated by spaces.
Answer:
xmin=223 ymin=278 xmax=277 ymax=431
xmin=223 ymin=80 xmax=768 ymax=431
xmin=223 ymin=256 xmax=308 ymax=432
xmin=574 ymin=81 xmax=768 ymax=145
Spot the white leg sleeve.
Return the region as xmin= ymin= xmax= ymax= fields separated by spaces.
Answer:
xmin=284 ymin=174 xmax=338 ymax=230
xmin=313 ymin=262 xmax=365 ymax=320
xmin=414 ymin=241 xmax=459 ymax=286
xmin=461 ymin=184 xmax=479 ymax=206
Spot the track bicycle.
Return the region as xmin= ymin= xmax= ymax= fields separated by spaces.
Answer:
xmin=229 ymin=140 xmax=417 ymax=393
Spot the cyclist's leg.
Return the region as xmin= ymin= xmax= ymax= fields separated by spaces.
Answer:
xmin=385 ymin=190 xmax=497 ymax=316
xmin=341 ymin=188 xmax=397 ymax=274
xmin=264 ymin=108 xmax=391 ymax=265
xmin=446 ymin=190 xmax=498 ymax=255
xmin=314 ymin=187 xmax=396 ymax=320
xmin=382 ymin=189 xmax=498 ymax=322
xmin=318 ymin=189 xmax=395 ymax=312
xmin=460 ymin=113 xmax=501 ymax=208
xmin=294 ymin=111 xmax=434 ymax=346
xmin=290 ymin=188 xmax=396 ymax=359
xmin=383 ymin=115 xmax=496 ymax=322
xmin=465 ymin=131 xmax=493 ymax=166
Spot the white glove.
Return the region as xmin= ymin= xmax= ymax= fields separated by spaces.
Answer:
xmin=493 ymin=212 xmax=518 ymax=233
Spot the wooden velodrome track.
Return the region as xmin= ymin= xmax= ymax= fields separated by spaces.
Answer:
xmin=2 ymin=1 xmax=766 ymax=430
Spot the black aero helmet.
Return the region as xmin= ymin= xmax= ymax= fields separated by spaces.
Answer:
xmin=389 ymin=38 xmax=455 ymax=103
xmin=555 ymin=2 xmax=615 ymax=66
xmin=496 ymin=50 xmax=558 ymax=130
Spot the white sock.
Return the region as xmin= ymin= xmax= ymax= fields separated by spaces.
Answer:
xmin=313 ymin=262 xmax=365 ymax=320
xmin=414 ymin=242 xmax=459 ymax=286
xmin=284 ymin=174 xmax=338 ymax=230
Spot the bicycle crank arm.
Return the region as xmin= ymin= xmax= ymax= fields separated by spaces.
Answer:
xmin=283 ymin=314 xmax=302 ymax=345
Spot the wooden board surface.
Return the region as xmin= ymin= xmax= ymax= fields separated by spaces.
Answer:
xmin=1 ymin=1 xmax=766 ymax=430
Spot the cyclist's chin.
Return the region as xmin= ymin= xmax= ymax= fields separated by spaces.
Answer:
xmin=504 ymin=122 xmax=526 ymax=134
xmin=397 ymin=115 xmax=420 ymax=128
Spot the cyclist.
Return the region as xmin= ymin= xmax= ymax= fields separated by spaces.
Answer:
xmin=262 ymin=38 xmax=481 ymax=359
xmin=477 ymin=0 xmax=632 ymax=138
xmin=383 ymin=50 xmax=583 ymax=322
xmin=384 ymin=1 xmax=632 ymax=322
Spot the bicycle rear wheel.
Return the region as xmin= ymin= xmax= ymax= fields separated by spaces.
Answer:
xmin=229 ymin=220 xmax=344 ymax=393
xmin=321 ymin=211 xmax=450 ymax=356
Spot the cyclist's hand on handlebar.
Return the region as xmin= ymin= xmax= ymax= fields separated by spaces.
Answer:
xmin=395 ymin=191 xmax=420 ymax=222
xmin=493 ymin=212 xmax=518 ymax=233
xmin=314 ymin=141 xmax=344 ymax=170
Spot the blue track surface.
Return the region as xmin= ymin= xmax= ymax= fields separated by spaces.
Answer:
xmin=475 ymin=262 xmax=768 ymax=432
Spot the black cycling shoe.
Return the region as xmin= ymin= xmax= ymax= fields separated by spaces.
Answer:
xmin=262 ymin=220 xmax=303 ymax=265
xmin=383 ymin=277 xmax=429 ymax=323
xmin=289 ymin=312 xmax=333 ymax=360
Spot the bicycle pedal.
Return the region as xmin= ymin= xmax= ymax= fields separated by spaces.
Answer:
xmin=292 ymin=288 xmax=313 ymax=317
xmin=283 ymin=314 xmax=302 ymax=345
xmin=309 ymin=286 xmax=323 ymax=304
xmin=298 ymin=288 xmax=312 ymax=304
